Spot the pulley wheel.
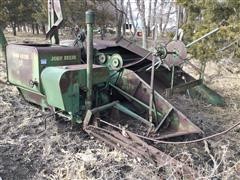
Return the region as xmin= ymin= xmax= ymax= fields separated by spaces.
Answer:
xmin=97 ymin=53 xmax=107 ymax=64
xmin=165 ymin=40 xmax=187 ymax=67
xmin=109 ymin=54 xmax=123 ymax=71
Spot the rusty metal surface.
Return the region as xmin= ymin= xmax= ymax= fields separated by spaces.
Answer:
xmin=61 ymin=39 xmax=118 ymax=50
xmin=165 ymin=40 xmax=187 ymax=67
xmin=114 ymin=69 xmax=202 ymax=137
xmin=116 ymin=38 xmax=154 ymax=61
xmin=93 ymin=39 xmax=118 ymax=50
xmin=18 ymin=87 xmax=48 ymax=108
xmin=165 ymin=79 xmax=203 ymax=96
xmin=36 ymin=45 xmax=81 ymax=59
xmin=84 ymin=117 xmax=197 ymax=179
xmin=6 ymin=44 xmax=37 ymax=91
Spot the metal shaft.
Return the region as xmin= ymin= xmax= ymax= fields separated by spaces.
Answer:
xmin=86 ymin=10 xmax=95 ymax=110
xmin=114 ymin=103 xmax=154 ymax=127
xmin=149 ymin=25 xmax=158 ymax=124
xmin=186 ymin=27 xmax=219 ymax=48
xmin=149 ymin=54 xmax=155 ymax=123
xmin=110 ymin=83 xmax=163 ymax=117
xmin=170 ymin=65 xmax=175 ymax=94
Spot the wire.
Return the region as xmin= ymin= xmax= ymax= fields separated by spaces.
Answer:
xmin=98 ymin=118 xmax=240 ymax=145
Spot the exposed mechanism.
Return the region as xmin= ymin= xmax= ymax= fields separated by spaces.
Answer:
xmin=90 ymin=33 xmax=225 ymax=105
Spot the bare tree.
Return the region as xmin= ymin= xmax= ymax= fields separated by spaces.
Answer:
xmin=95 ymin=1 xmax=115 ymax=40
xmin=122 ymin=1 xmax=127 ymax=36
xmin=159 ymin=0 xmax=164 ymax=34
xmin=162 ymin=2 xmax=173 ymax=34
xmin=147 ymin=0 xmax=152 ymax=37
xmin=151 ymin=0 xmax=158 ymax=39
xmin=136 ymin=0 xmax=147 ymax=48
xmin=114 ymin=0 xmax=123 ymax=39
xmin=152 ymin=0 xmax=176 ymax=37
xmin=178 ymin=5 xmax=187 ymax=26
xmin=127 ymin=0 xmax=138 ymax=38
xmin=108 ymin=0 xmax=126 ymax=39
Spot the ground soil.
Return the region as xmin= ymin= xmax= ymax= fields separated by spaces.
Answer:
xmin=1 ymin=32 xmax=240 ymax=179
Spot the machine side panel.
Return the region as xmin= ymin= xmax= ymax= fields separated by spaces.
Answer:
xmin=6 ymin=44 xmax=40 ymax=92
xmin=37 ymin=46 xmax=81 ymax=71
xmin=41 ymin=67 xmax=67 ymax=110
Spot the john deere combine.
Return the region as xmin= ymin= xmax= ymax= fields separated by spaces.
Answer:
xmin=6 ymin=9 xmax=201 ymax=137
xmin=5 ymin=0 xmax=224 ymax=175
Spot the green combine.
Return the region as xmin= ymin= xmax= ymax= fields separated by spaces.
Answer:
xmin=3 ymin=1 xmax=225 ymax=174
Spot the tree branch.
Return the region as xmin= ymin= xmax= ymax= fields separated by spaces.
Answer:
xmin=107 ymin=0 xmax=128 ymax=17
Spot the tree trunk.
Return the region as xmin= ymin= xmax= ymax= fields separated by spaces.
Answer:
xmin=122 ymin=18 xmax=126 ymax=36
xmin=122 ymin=1 xmax=126 ymax=36
xmin=32 ymin=24 xmax=35 ymax=34
xmin=114 ymin=0 xmax=120 ymax=39
xmin=159 ymin=0 xmax=164 ymax=35
xmin=115 ymin=0 xmax=124 ymax=39
xmin=142 ymin=26 xmax=147 ymax=49
xmin=136 ymin=0 xmax=147 ymax=48
xmin=36 ymin=24 xmax=40 ymax=34
xmin=162 ymin=3 xmax=172 ymax=34
xmin=200 ymin=61 xmax=207 ymax=80
xmin=116 ymin=22 xmax=122 ymax=39
xmin=84 ymin=0 xmax=88 ymax=11
xmin=26 ymin=25 xmax=30 ymax=33
xmin=147 ymin=0 xmax=152 ymax=37
xmin=42 ymin=23 xmax=46 ymax=35
xmin=12 ymin=23 xmax=17 ymax=36
xmin=127 ymin=0 xmax=137 ymax=38
xmin=152 ymin=0 xmax=158 ymax=40
xmin=23 ymin=24 xmax=27 ymax=32
xmin=100 ymin=26 xmax=105 ymax=40
xmin=179 ymin=6 xmax=187 ymax=25
xmin=175 ymin=4 xmax=179 ymax=37
xmin=17 ymin=25 xmax=21 ymax=32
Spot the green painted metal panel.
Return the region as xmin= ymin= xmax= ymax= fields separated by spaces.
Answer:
xmin=41 ymin=65 xmax=109 ymax=115
xmin=6 ymin=44 xmax=40 ymax=92
xmin=6 ymin=44 xmax=82 ymax=109
xmin=6 ymin=44 xmax=81 ymax=94
xmin=191 ymin=84 xmax=225 ymax=106
xmin=41 ymin=67 xmax=67 ymax=110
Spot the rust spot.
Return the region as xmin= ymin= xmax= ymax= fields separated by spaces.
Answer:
xmin=60 ymin=74 xmax=70 ymax=93
xmin=60 ymin=71 xmax=78 ymax=93
xmin=19 ymin=88 xmax=45 ymax=106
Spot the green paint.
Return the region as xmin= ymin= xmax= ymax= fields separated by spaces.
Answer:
xmin=191 ymin=84 xmax=225 ymax=106
xmin=41 ymin=65 xmax=109 ymax=122
xmin=86 ymin=9 xmax=95 ymax=110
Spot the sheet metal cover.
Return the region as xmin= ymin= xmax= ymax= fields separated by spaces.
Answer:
xmin=165 ymin=40 xmax=187 ymax=67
